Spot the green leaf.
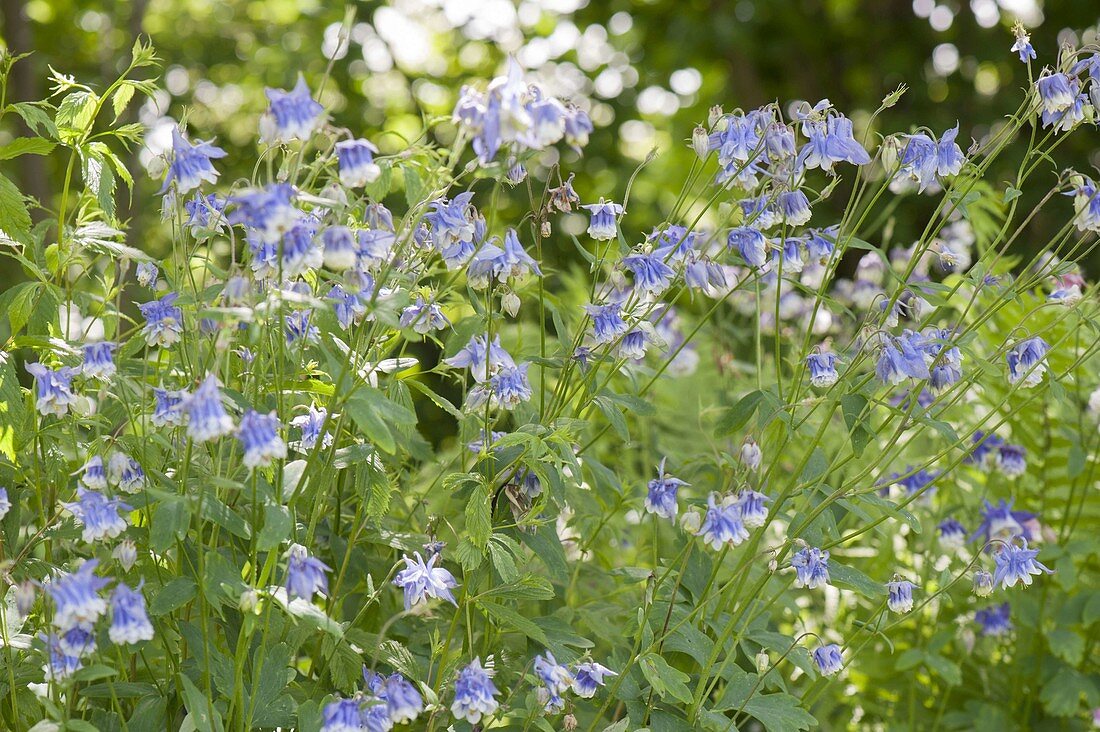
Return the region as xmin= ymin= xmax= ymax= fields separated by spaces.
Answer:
xmin=716 ymin=390 xmax=765 ymax=436
xmin=1047 ymin=628 xmax=1085 ymax=666
xmin=0 ymin=355 xmax=26 ymax=462
xmin=403 ymin=166 xmax=425 ymax=208
xmin=150 ymin=578 xmax=197 ymax=616
xmin=829 ymin=562 xmax=885 ymax=598
xmin=346 ymin=386 xmax=416 ymax=454
xmin=0 ymin=138 xmax=55 ymax=160
xmin=151 ymin=498 xmax=190 ymax=553
xmin=7 ymin=281 xmax=41 ymax=336
xmin=257 ymin=503 xmax=292 ymax=551
xmin=179 ymin=673 xmax=224 ymax=732
xmin=742 ymin=692 xmax=817 ymax=732
xmin=593 ymin=395 xmax=629 ymax=440
xmin=200 ymin=494 xmax=251 ymax=539
xmin=840 ymin=393 xmax=873 ymax=457
xmin=1040 ymin=666 xmax=1098 ymax=717
xmin=924 ymin=654 xmax=961 ymax=686
xmin=639 ymin=653 xmax=693 ymax=704
xmin=111 ymin=82 xmax=137 ymax=120
xmin=56 ymin=91 xmax=99 ymax=142
xmin=477 ymin=599 xmax=548 ymax=644
xmin=0 ymin=172 xmax=32 ymax=242
xmin=466 ymin=479 xmax=492 ymax=551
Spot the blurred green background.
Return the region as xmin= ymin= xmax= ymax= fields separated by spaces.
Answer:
xmin=1 ymin=0 xmax=1099 ymax=271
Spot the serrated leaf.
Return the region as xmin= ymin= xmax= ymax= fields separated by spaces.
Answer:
xmin=742 ymin=692 xmax=816 ymax=732
xmin=0 ymin=172 xmax=32 ymax=242
xmin=465 ymin=479 xmax=492 ymax=550
xmin=0 ymin=138 xmax=55 ymax=160
xmin=639 ymin=653 xmax=693 ymax=704
xmin=112 ymin=82 xmax=136 ymax=120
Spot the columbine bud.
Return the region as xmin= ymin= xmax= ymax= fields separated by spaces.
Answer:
xmin=692 ymin=126 xmax=710 ymax=160
xmin=502 ymin=291 xmax=521 ymax=318
xmin=768 ymin=556 xmax=778 ymax=572
xmin=239 ymin=588 xmax=261 ymax=614
xmin=113 ymin=539 xmax=138 ymax=572
xmin=541 ymin=219 xmax=552 ymax=238
xmin=563 ymin=714 xmax=578 ymax=731
xmin=708 ymin=105 xmax=724 ymax=128
xmin=15 ymin=580 xmax=35 ymax=617
xmin=680 ymin=508 xmax=702 ymax=535
xmin=740 ymin=438 xmax=762 ymax=471
xmin=756 ymin=650 xmax=770 ymax=673
xmin=972 ymin=570 xmax=994 ymax=597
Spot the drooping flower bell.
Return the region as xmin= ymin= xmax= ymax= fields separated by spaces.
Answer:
xmin=25 ymin=362 xmax=80 ymax=417
xmin=886 ymin=579 xmax=915 ymax=613
xmin=698 ymin=494 xmax=749 ymax=549
xmin=533 ymin=651 xmax=573 ymax=713
xmin=585 ymin=302 xmax=629 ymax=345
xmin=183 ymin=374 xmax=235 ymax=443
xmin=160 ymin=126 xmax=226 ymax=194
xmin=46 ymin=560 xmax=111 ymax=630
xmin=237 ymin=410 xmax=287 ymax=469
xmin=138 ymin=292 xmax=184 ymax=348
xmin=571 ymin=661 xmax=616 ymax=698
xmin=580 ymin=200 xmax=624 ymax=241
xmin=260 ymin=75 xmax=324 ymax=144
xmin=806 ymin=351 xmax=839 ymax=387
xmin=791 ymin=546 xmax=830 ymax=589
xmin=334 ymin=138 xmax=381 ymax=187
xmin=450 ymin=658 xmax=499 ymax=725
xmin=812 ymin=644 xmax=843 ymax=675
xmin=286 ymin=543 xmax=331 ymax=601
xmin=108 ymin=582 xmax=154 ymax=645
xmin=975 ymin=602 xmax=1012 ymax=636
xmin=1006 ymin=336 xmax=1050 ymax=387
xmin=81 ymin=342 xmax=117 ymax=380
xmin=62 ymin=488 xmax=130 ymax=543
xmin=993 ymin=539 xmax=1052 ymax=589
xmin=644 ymin=458 xmax=688 ymax=520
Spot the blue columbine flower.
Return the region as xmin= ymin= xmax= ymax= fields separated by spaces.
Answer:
xmin=1010 ymin=24 xmax=1036 ymax=63
xmin=922 ymin=327 xmax=963 ymax=393
xmin=184 ymin=193 xmax=227 ymax=233
xmin=563 ymin=106 xmax=593 ymax=149
xmin=644 ymin=458 xmax=688 ymax=520
xmin=894 ymin=125 xmax=965 ymax=192
xmin=380 ymin=673 xmax=424 ymax=724
xmin=356 ymin=228 xmax=396 ymax=270
xmin=327 ymin=284 xmax=368 ymax=330
xmin=728 ymin=226 xmax=769 ymax=268
xmin=484 ymin=362 xmax=533 ymax=410
xmin=290 ymin=405 xmax=332 ymax=452
xmin=1006 ymin=336 xmax=1050 ymax=387
xmin=996 ymin=443 xmax=1027 ymax=478
xmin=58 ymin=624 xmax=96 ymax=657
xmin=975 ymin=601 xmax=1012 ymax=636
xmin=0 ymin=487 xmax=9 ymax=521
xmin=938 ymin=518 xmax=967 ymax=551
xmin=285 ymin=309 xmax=319 ymax=346
xmin=813 ymin=644 xmax=843 ymax=675
xmin=683 ymin=252 xmax=727 ymax=295
xmin=138 ymin=292 xmax=184 ymax=348
xmin=993 ymin=539 xmax=1052 ymax=589
xmin=887 ymin=579 xmax=915 ymax=613
xmin=1036 ymin=71 xmax=1076 ymax=115
xmin=571 ymin=661 xmax=616 ymax=698
xmin=400 ymin=296 xmax=450 ymax=334
xmin=798 ymin=110 xmax=871 ymax=172
xmin=46 ymin=560 xmax=110 ymax=630
xmin=152 ymin=387 xmax=186 ymax=428
xmin=229 ymin=183 xmax=299 ymax=244
xmin=161 ymin=127 xmax=226 ymax=194
xmin=43 ymin=633 xmax=83 ymax=681
xmin=136 ymin=261 xmax=158 ymax=288
xmin=736 ymin=489 xmax=771 ymax=529
xmin=81 ymin=342 xmax=117 ymax=380
xmin=237 ymin=410 xmax=287 ymax=469
xmin=649 ymin=224 xmax=698 ymax=259
xmin=1040 ymin=90 xmax=1087 ymax=132
xmin=534 ymin=651 xmax=573 ymax=714
xmin=286 ymin=543 xmax=331 ymax=601
xmin=183 ymin=374 xmax=235 ymax=443
xmin=585 ymin=302 xmax=629 ymax=345
xmin=806 ymin=351 xmax=839 ymax=388
xmin=426 ymin=193 xmax=479 ymax=267
xmin=887 ymin=467 xmax=937 ymax=499
xmin=109 ymin=454 xmax=145 ymax=494
xmin=360 ymin=701 xmax=391 ymax=732
xmin=108 ymin=582 xmax=154 ymax=645
xmin=320 ymin=698 xmax=364 ymax=732
xmin=334 ymin=138 xmax=381 ymax=187
xmin=973 ymin=499 xmax=1037 ymax=546
xmin=580 ymin=201 xmax=624 ymax=241
xmin=280 ymin=222 xmax=323 ymax=277
xmin=777 ymin=190 xmax=812 ymax=226
xmin=444 ymin=334 xmax=516 ymax=383
xmin=450 ymin=658 xmax=499 ymax=725
xmin=621 ymin=250 xmax=675 ymax=294
xmin=698 ymin=494 xmax=749 ymax=549
xmin=80 ymin=456 xmax=108 ymax=490
xmin=966 ymin=431 xmax=1004 ymax=468
xmin=261 ymin=75 xmax=324 ymax=144
xmin=320 ymin=226 xmax=358 ymax=271
xmin=393 ymin=552 xmax=459 ymax=610
xmin=467 ymin=229 xmax=541 ymax=287
xmin=63 ymin=488 xmax=130 ymax=543
xmin=792 ymin=546 xmax=830 ymax=589
xmin=875 ymin=331 xmax=931 ymax=385
xmin=1067 ymin=176 xmax=1100 ymax=232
